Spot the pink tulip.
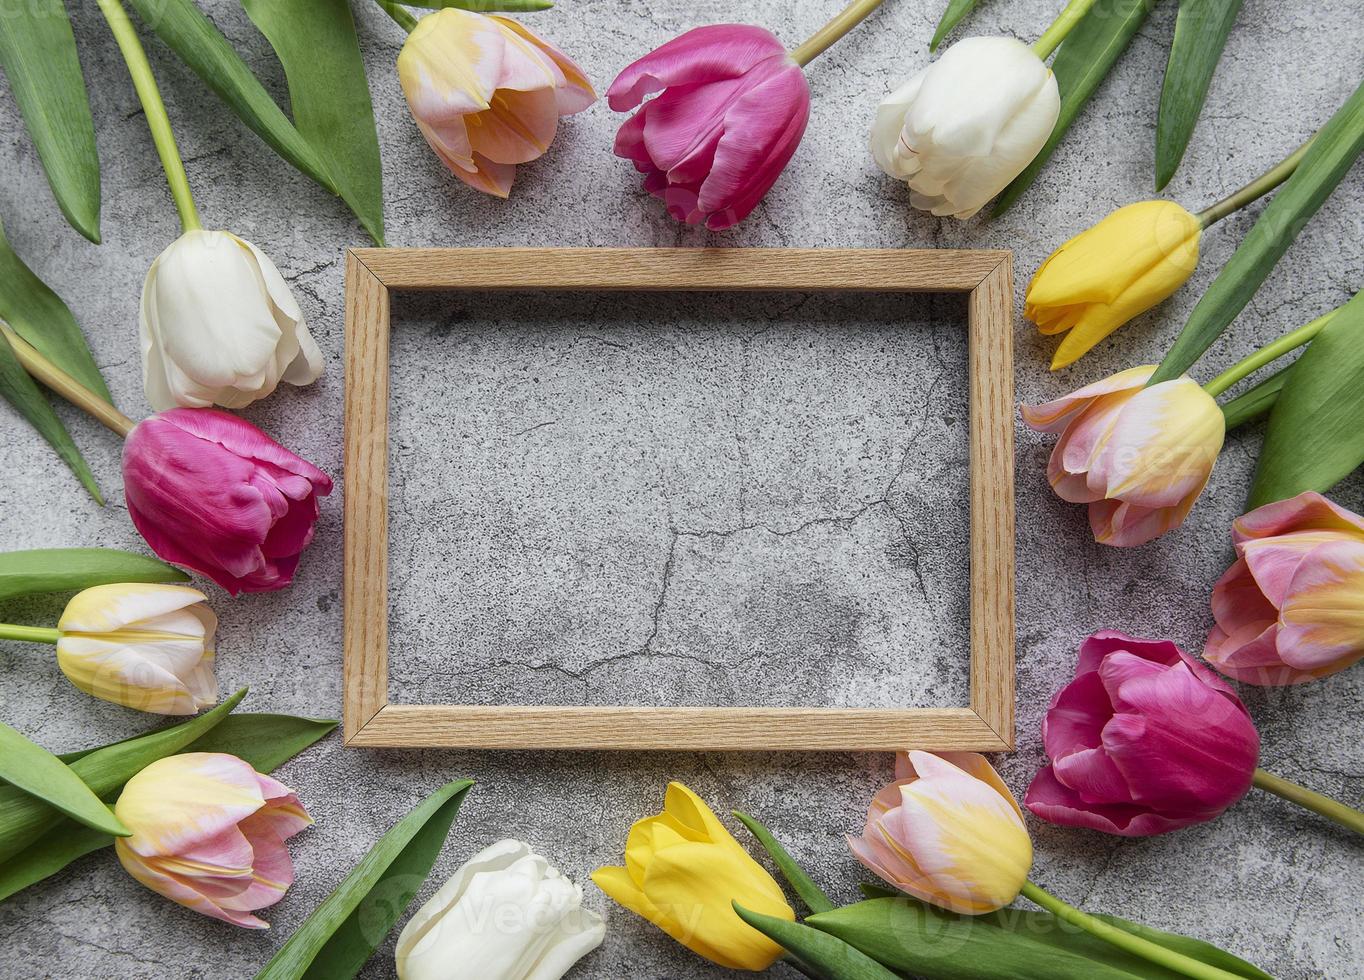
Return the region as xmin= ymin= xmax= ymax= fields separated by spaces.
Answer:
xmin=122 ymin=408 xmax=332 ymax=595
xmin=607 ymin=25 xmax=810 ymax=230
xmin=1025 ymin=631 xmax=1259 ymax=836
xmin=1021 ymin=366 xmax=1224 ymax=547
xmin=1205 ymin=491 xmax=1364 ymax=685
xmin=113 ymin=753 xmax=311 ymax=928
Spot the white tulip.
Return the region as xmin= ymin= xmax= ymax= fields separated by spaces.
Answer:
xmin=870 ymin=36 xmax=1060 ymax=219
xmin=396 ymin=839 xmax=605 ymax=980
xmin=140 ymin=229 xmax=324 ymax=410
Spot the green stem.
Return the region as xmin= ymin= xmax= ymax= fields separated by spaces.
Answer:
xmin=789 ymin=0 xmax=888 ymax=68
xmin=1020 ymin=882 xmax=1247 ymax=980
xmin=375 ymin=0 xmax=420 ymax=32
xmin=95 ymin=0 xmax=201 ymax=232
xmin=1219 ymin=366 xmax=1288 ymax=430
xmin=1196 ymin=137 xmax=1314 ymax=228
xmin=0 ymin=323 xmax=137 ymax=438
xmin=1202 ymin=309 xmax=1336 ymax=397
xmin=1032 ymin=0 xmax=1099 ymax=60
xmin=1254 ymin=768 xmax=1364 ymax=836
xmin=0 ymin=624 xmax=61 ymax=645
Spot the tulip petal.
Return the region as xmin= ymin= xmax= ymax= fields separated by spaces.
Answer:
xmin=1209 ymin=557 xmax=1278 ymax=635
xmin=1276 ymin=538 xmax=1364 ymax=673
xmin=1041 ymin=668 xmax=1112 ymax=760
xmin=1088 ymin=496 xmax=1193 ymax=548
xmin=1076 ymin=629 xmax=1183 ymax=674
xmin=606 ymin=25 xmax=787 ymax=112
xmin=1020 ymin=365 xmax=1153 ymax=432
xmin=1239 ymin=532 xmax=1347 ymax=608
xmin=1024 ymin=765 xmax=1197 ymax=837
xmin=870 ymin=72 xmax=925 ymax=178
xmin=491 ymin=16 xmax=596 ymax=115
xmin=1204 ymin=620 xmax=1305 ymax=685
xmin=1231 ymin=490 xmax=1364 ymax=545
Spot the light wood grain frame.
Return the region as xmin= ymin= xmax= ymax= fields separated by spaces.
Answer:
xmin=343 ymin=247 xmax=1014 ymax=752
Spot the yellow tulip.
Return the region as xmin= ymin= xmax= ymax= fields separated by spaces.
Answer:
xmin=592 ymin=782 xmax=794 ymax=971
xmin=1026 ymin=200 xmax=1201 ymax=370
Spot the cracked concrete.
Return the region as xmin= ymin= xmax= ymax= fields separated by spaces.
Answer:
xmin=0 ymin=0 xmax=1362 ymax=977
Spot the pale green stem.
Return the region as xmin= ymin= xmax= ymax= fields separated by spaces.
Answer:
xmin=1254 ymin=768 xmax=1364 ymax=836
xmin=1032 ymin=0 xmax=1100 ymax=60
xmin=0 ymin=323 xmax=136 ymax=438
xmin=1020 ymin=882 xmax=1249 ymax=980
xmin=1202 ymin=309 xmax=1336 ymax=397
xmin=0 ymin=624 xmax=61 ymax=645
xmin=376 ymin=0 xmax=420 ymax=32
xmin=95 ymin=0 xmax=201 ymax=232
xmin=789 ymin=0 xmax=888 ymax=68
xmin=1196 ymin=137 xmax=1314 ymax=228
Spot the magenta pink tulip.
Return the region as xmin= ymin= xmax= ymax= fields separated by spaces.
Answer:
xmin=607 ymin=25 xmax=810 ymax=230
xmin=1025 ymin=631 xmax=1259 ymax=836
xmin=122 ymin=408 xmax=332 ymax=595
xmin=1205 ymin=491 xmax=1364 ymax=686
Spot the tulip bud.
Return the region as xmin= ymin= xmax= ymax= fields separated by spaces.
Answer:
xmin=848 ymin=751 xmax=1032 ymax=914
xmin=1027 ymin=201 xmax=1202 ymax=369
xmin=141 ymin=229 xmax=323 ymax=411
xmin=607 ymin=25 xmax=811 ymax=230
xmin=1206 ymin=491 xmax=1364 ymax=685
xmin=1026 ymin=631 xmax=1259 ymax=836
xmin=398 ymin=9 xmax=595 ymax=198
xmin=396 ymin=839 xmax=605 ymax=980
xmin=870 ymin=36 xmax=1060 ymax=219
xmin=121 ymin=407 xmax=332 ymax=595
xmin=113 ymin=752 xmax=311 ymax=927
xmin=55 ymin=583 xmax=217 ymax=715
xmin=592 ymin=782 xmax=795 ymax=971
xmin=1022 ymin=366 xmax=1225 ymax=546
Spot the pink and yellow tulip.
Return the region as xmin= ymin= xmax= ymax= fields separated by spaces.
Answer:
xmin=113 ymin=752 xmax=311 ymax=928
xmin=1022 ymin=366 xmax=1224 ymax=546
xmin=1206 ymin=491 xmax=1364 ymax=685
xmin=848 ymin=751 xmax=1032 ymax=914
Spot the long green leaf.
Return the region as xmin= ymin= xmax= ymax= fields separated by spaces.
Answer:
xmin=734 ymin=810 xmax=834 ymax=914
xmin=0 ymin=713 xmax=337 ymax=903
xmin=993 ymin=0 xmax=1154 ymax=216
xmin=240 ymin=0 xmax=384 ymax=246
xmin=0 ymin=723 xmax=128 ymax=838
xmin=1095 ymin=913 xmax=1273 ymax=980
xmin=1219 ymin=364 xmax=1287 ymax=430
xmin=0 ymin=1 xmax=101 ymax=242
xmin=734 ymin=903 xmax=901 ymax=980
xmin=0 ymin=689 xmax=245 ymax=863
xmin=1152 ymin=76 xmax=1364 ymax=383
xmin=256 ymin=779 xmax=474 ymax=980
xmin=1249 ymin=292 xmax=1364 ymax=506
xmin=1155 ymin=0 xmax=1242 ymax=190
xmin=930 ymin=0 xmax=985 ymax=51
xmin=0 ymin=548 xmax=187 ymax=603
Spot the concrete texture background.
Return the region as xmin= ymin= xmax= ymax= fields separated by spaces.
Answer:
xmin=1 ymin=0 xmax=1361 ymax=976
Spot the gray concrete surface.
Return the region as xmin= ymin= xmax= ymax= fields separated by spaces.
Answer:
xmin=1 ymin=0 xmax=1361 ymax=977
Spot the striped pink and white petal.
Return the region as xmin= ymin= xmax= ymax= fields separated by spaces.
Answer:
xmin=1277 ymin=538 xmax=1364 ymax=673
xmin=1020 ymin=365 xmax=1153 ymax=433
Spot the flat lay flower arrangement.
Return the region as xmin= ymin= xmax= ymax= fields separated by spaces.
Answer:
xmin=0 ymin=0 xmax=1361 ymax=977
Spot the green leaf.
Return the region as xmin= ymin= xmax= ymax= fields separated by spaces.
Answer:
xmin=1094 ymin=913 xmax=1273 ymax=980
xmin=239 ymin=0 xmax=384 ymax=246
xmin=1218 ymin=364 xmax=1288 ymax=430
xmin=1155 ymin=0 xmax=1243 ymax=190
xmin=402 ymin=0 xmax=556 ymax=10
xmin=1249 ymin=293 xmax=1364 ymax=506
xmin=733 ymin=902 xmax=901 ymax=980
xmin=992 ymin=0 xmax=1154 ymax=216
xmin=0 ymin=689 xmax=245 ymax=863
xmin=0 ymin=723 xmax=128 ymax=838
xmin=0 ymin=0 xmax=101 ymax=242
xmin=733 ymin=810 xmax=834 ymax=914
xmin=806 ymin=897 xmax=1268 ymax=980
xmin=1152 ymin=76 xmax=1364 ymax=383
xmin=0 ymin=712 xmax=336 ymax=903
xmin=0 ymin=548 xmax=188 ymax=603
xmin=256 ymin=779 xmax=474 ymax=980
xmin=930 ymin=0 xmax=985 ymax=51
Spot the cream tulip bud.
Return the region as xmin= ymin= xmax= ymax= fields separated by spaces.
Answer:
xmin=870 ymin=36 xmax=1060 ymax=218
xmin=396 ymin=839 xmax=605 ymax=980
xmin=140 ymin=229 xmax=324 ymax=411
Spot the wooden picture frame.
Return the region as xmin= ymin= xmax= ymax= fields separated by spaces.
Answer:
xmin=343 ymin=247 xmax=1015 ymax=752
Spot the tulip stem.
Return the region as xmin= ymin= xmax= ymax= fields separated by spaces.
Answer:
xmin=789 ymin=0 xmax=887 ymax=68
xmin=1020 ymin=882 xmax=1250 ymax=980
xmin=1032 ymin=0 xmax=1100 ymax=60
xmin=375 ymin=0 xmax=419 ymax=33
xmin=0 ymin=624 xmax=60 ymax=645
xmin=1202 ymin=309 xmax=1337 ymax=397
xmin=0 ymin=323 xmax=137 ymax=438
xmin=1196 ymin=137 xmax=1314 ymax=228
xmin=95 ymin=0 xmax=202 ymax=233
xmin=1254 ymin=768 xmax=1364 ymax=836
